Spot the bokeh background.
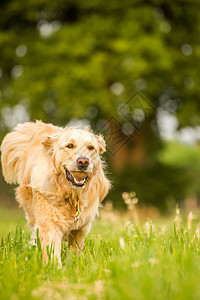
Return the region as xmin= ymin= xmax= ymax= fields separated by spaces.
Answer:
xmin=0 ymin=0 xmax=200 ymax=214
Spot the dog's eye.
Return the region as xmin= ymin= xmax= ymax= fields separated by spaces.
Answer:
xmin=88 ymin=145 xmax=95 ymax=151
xmin=66 ymin=143 xmax=74 ymax=149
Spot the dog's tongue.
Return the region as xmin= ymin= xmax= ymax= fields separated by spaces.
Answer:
xmin=73 ymin=177 xmax=85 ymax=184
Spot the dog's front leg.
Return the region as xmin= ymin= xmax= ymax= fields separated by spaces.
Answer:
xmin=69 ymin=223 xmax=91 ymax=254
xmin=34 ymin=224 xmax=63 ymax=266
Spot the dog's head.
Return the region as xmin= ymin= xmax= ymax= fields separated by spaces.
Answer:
xmin=43 ymin=127 xmax=106 ymax=188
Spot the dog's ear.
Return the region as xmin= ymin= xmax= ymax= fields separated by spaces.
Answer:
xmin=42 ymin=134 xmax=58 ymax=155
xmin=95 ymin=134 xmax=106 ymax=154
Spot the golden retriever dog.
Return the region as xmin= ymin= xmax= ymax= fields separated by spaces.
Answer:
xmin=1 ymin=121 xmax=110 ymax=265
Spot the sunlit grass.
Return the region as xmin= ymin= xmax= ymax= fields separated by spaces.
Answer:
xmin=0 ymin=206 xmax=200 ymax=300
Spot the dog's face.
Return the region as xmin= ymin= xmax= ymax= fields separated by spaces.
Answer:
xmin=43 ymin=128 xmax=106 ymax=188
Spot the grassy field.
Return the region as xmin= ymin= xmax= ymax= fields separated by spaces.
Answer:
xmin=0 ymin=206 xmax=200 ymax=300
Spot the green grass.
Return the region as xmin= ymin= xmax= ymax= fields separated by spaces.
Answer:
xmin=1 ymin=208 xmax=200 ymax=300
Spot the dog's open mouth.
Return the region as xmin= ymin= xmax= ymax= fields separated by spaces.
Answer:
xmin=64 ymin=168 xmax=88 ymax=187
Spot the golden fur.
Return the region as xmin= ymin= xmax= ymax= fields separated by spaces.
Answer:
xmin=1 ymin=121 xmax=110 ymax=264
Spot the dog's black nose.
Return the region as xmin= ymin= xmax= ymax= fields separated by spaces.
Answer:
xmin=77 ymin=157 xmax=89 ymax=170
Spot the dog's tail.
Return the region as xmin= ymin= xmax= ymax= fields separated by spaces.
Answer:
xmin=1 ymin=120 xmax=61 ymax=185
xmin=1 ymin=122 xmax=38 ymax=184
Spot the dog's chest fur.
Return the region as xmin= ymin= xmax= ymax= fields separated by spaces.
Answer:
xmin=41 ymin=191 xmax=99 ymax=235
